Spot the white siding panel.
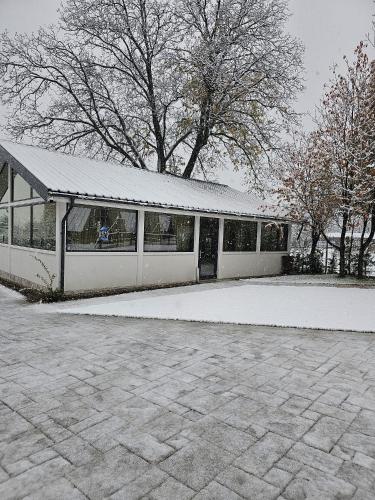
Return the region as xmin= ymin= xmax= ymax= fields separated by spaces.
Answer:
xmin=219 ymin=253 xmax=286 ymax=279
xmin=65 ymin=253 xmax=138 ymax=292
xmin=0 ymin=244 xmax=10 ymax=274
xmin=142 ymin=254 xmax=196 ymax=286
xmin=9 ymin=247 xmax=57 ymax=287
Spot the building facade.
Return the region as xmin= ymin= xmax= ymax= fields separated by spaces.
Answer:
xmin=0 ymin=140 xmax=290 ymax=293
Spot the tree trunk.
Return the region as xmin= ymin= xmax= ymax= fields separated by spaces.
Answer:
xmin=357 ymin=218 xmax=368 ymax=279
xmin=339 ymin=212 xmax=349 ymax=277
xmin=145 ymin=61 xmax=166 ymax=173
xmin=183 ymin=97 xmax=211 ymax=178
xmin=346 ymin=226 xmax=355 ymax=275
xmin=357 ymin=248 xmax=365 ymax=278
xmin=309 ymin=228 xmax=320 ymax=273
xmin=183 ymin=139 xmax=203 ymax=178
xmin=357 ymin=203 xmax=375 ymax=278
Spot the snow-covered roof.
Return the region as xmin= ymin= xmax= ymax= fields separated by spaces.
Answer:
xmin=0 ymin=139 xmax=286 ymax=220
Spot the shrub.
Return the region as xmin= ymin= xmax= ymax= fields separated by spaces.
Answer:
xmin=28 ymin=256 xmax=64 ymax=302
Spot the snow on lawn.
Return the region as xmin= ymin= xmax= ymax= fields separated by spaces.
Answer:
xmin=59 ymin=282 xmax=375 ymax=333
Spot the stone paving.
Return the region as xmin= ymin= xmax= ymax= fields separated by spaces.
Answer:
xmin=1 ymin=285 xmax=375 ymax=499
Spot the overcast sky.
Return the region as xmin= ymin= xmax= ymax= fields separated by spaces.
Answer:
xmin=0 ymin=0 xmax=374 ymax=188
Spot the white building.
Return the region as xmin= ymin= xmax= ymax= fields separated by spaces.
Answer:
xmin=0 ymin=140 xmax=291 ymax=293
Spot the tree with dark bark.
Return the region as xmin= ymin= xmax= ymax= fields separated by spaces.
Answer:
xmin=316 ymin=43 xmax=375 ymax=277
xmin=276 ymin=131 xmax=335 ymax=272
xmin=356 ymin=60 xmax=375 ymax=277
xmin=0 ymin=0 xmax=303 ymax=181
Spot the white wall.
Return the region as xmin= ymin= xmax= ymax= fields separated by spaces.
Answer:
xmin=64 ymin=253 xmax=138 ymax=292
xmin=1 ymin=243 xmax=286 ymax=291
xmin=63 ymin=253 xmax=197 ymax=291
xmin=1 ymin=246 xmax=57 ymax=288
xmin=142 ymin=254 xmax=196 ymax=286
xmin=219 ymin=252 xmax=286 ymax=279
xmin=0 ymin=244 xmax=10 ymax=274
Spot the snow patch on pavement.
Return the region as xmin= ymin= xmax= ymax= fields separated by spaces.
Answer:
xmin=0 ymin=284 xmax=25 ymax=302
xmin=57 ymin=283 xmax=375 ymax=333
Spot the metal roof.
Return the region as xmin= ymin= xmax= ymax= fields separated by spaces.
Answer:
xmin=0 ymin=139 xmax=286 ymax=219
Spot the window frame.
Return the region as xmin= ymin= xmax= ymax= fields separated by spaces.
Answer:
xmin=143 ymin=211 xmax=195 ymax=253
xmin=260 ymin=221 xmax=289 ymax=252
xmin=11 ymin=202 xmax=56 ymax=251
xmin=31 ymin=203 xmax=57 ymax=251
xmin=223 ymin=219 xmax=258 ymax=253
xmin=11 ymin=204 xmax=32 ymax=249
xmin=0 ymin=206 xmax=9 ymax=244
xmin=66 ymin=204 xmax=138 ymax=253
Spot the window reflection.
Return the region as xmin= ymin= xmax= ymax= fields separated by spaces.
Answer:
xmin=144 ymin=212 xmax=194 ymax=252
xmin=67 ymin=205 xmax=137 ymax=251
xmin=12 ymin=203 xmax=56 ymax=250
xmin=260 ymin=222 xmax=289 ymax=252
xmin=12 ymin=205 xmax=31 ymax=247
xmin=0 ymin=208 xmax=8 ymax=244
xmin=32 ymin=204 xmax=56 ymax=250
xmin=223 ymin=220 xmax=257 ymax=252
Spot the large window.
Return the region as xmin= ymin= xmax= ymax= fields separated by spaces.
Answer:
xmin=12 ymin=205 xmax=31 ymax=247
xmin=67 ymin=205 xmax=137 ymax=251
xmin=260 ymin=222 xmax=289 ymax=252
xmin=32 ymin=204 xmax=56 ymax=250
xmin=0 ymin=208 xmax=8 ymax=244
xmin=144 ymin=212 xmax=194 ymax=252
xmin=12 ymin=203 xmax=56 ymax=250
xmin=223 ymin=219 xmax=257 ymax=252
xmin=0 ymin=165 xmax=9 ymax=204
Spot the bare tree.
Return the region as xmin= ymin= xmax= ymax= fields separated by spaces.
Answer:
xmin=276 ymin=130 xmax=336 ymax=270
xmin=0 ymin=0 xmax=303 ymax=180
xmin=316 ymin=43 xmax=375 ymax=277
xmin=356 ymin=59 xmax=375 ymax=277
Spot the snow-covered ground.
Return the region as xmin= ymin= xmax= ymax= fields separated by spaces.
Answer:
xmin=0 ymin=284 xmax=25 ymax=303
xmin=50 ymin=279 xmax=375 ymax=333
xmin=244 ymin=274 xmax=375 ymax=287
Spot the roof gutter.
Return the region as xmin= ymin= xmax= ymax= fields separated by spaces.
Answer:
xmin=59 ymin=197 xmax=75 ymax=292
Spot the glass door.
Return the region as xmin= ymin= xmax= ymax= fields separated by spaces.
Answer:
xmin=199 ymin=217 xmax=219 ymax=279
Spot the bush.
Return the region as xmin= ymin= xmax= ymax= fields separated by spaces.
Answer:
xmin=28 ymin=256 xmax=64 ymax=302
xmin=284 ymin=252 xmax=323 ymax=275
xmin=20 ymin=286 xmax=64 ymax=303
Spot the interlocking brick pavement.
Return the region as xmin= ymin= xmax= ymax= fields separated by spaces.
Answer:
xmin=1 ymin=285 xmax=375 ymax=499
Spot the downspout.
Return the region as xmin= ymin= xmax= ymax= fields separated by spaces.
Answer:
xmin=59 ymin=198 xmax=75 ymax=292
